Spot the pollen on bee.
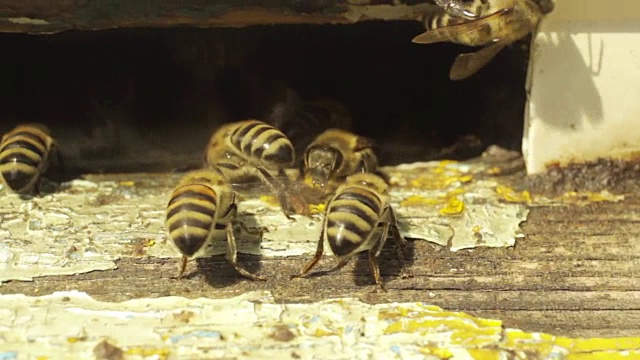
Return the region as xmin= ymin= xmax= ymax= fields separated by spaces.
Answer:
xmin=309 ymin=203 xmax=326 ymax=214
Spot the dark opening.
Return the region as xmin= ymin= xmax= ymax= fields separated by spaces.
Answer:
xmin=0 ymin=21 xmax=529 ymax=174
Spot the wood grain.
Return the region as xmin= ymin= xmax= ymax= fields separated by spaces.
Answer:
xmin=2 ymin=198 xmax=639 ymax=338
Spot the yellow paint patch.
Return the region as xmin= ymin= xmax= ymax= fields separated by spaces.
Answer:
xmin=125 ymin=347 xmax=170 ymax=360
xmin=381 ymin=306 xmax=502 ymax=348
xmin=495 ymin=185 xmax=532 ymax=204
xmin=119 ymin=181 xmax=135 ymax=187
xmin=66 ymin=336 xmax=86 ymax=343
xmin=420 ymin=346 xmax=454 ymax=359
xmin=567 ymin=350 xmax=640 ymax=360
xmin=406 ymin=162 xmax=473 ymax=191
xmin=439 ymin=196 xmax=465 ymax=216
xmin=467 ymin=348 xmax=502 ymax=360
xmin=399 ymin=195 xmax=443 ymax=207
xmin=556 ymin=337 xmax=640 ymax=353
xmin=313 ymin=328 xmax=335 ymax=337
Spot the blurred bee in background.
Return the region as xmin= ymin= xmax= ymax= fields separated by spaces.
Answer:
xmin=205 ymin=119 xmax=310 ymax=218
xmin=303 ymin=128 xmax=379 ymax=195
xmin=291 ymin=172 xmax=408 ymax=291
xmin=267 ymin=88 xmax=354 ymax=164
xmin=0 ymin=123 xmax=60 ymax=196
xmin=166 ymin=169 xmax=266 ymax=280
xmin=413 ymin=0 xmax=555 ymax=80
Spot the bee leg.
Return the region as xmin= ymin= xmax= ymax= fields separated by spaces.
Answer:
xmin=226 ymin=221 xmax=266 ymax=281
xmin=177 ymin=256 xmax=189 ymax=279
xmin=235 ymin=221 xmax=268 ymax=237
xmin=368 ymin=244 xmax=387 ymax=292
xmin=382 ymin=205 xmax=410 ymax=278
xmin=326 ymin=257 xmax=351 ymax=273
xmin=255 ymin=166 xmax=296 ymax=220
xmin=290 ymin=211 xmax=328 ymax=279
xmin=48 ymin=145 xmax=68 ymax=182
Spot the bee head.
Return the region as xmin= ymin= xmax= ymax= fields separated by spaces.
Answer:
xmin=304 ymin=145 xmax=343 ymax=188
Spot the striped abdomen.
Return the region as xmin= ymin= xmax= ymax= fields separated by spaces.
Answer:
xmin=326 ymin=186 xmax=382 ymax=257
xmin=0 ymin=126 xmax=52 ymax=194
xmin=166 ymin=183 xmax=218 ymax=257
xmin=228 ymin=120 xmax=295 ymax=169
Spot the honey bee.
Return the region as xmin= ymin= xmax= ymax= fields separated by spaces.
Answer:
xmin=413 ymin=0 xmax=555 ymax=80
xmin=268 ymin=89 xmax=354 ymax=161
xmin=291 ymin=172 xmax=408 ymax=291
xmin=205 ymin=120 xmax=303 ymax=218
xmin=165 ymin=169 xmax=265 ymax=280
xmin=303 ymin=128 xmax=378 ymax=191
xmin=0 ymin=123 xmax=59 ymax=195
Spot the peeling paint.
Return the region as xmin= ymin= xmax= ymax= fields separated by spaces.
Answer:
xmin=1 ymin=160 xmax=624 ymax=284
xmin=0 ymin=161 xmax=526 ymax=283
xmin=6 ymin=17 xmax=49 ymax=25
xmin=0 ymin=291 xmax=637 ymax=359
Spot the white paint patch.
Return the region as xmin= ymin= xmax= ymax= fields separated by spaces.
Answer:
xmin=7 ymin=17 xmax=49 ymax=25
xmin=0 ymin=290 xmax=506 ymax=359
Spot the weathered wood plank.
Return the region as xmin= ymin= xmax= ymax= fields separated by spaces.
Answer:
xmin=0 ymin=0 xmax=436 ymax=33
xmin=1 ymin=176 xmax=638 ymax=339
xmin=471 ymin=310 xmax=640 ymax=338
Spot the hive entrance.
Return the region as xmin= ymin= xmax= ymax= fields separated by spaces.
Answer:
xmin=0 ymin=21 xmax=529 ymax=175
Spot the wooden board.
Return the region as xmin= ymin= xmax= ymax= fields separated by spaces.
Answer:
xmin=0 ymin=0 xmax=437 ymax=33
xmin=2 ymin=193 xmax=639 ymax=338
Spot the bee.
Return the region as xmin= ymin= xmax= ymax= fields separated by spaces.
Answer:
xmin=303 ymin=128 xmax=378 ymax=192
xmin=291 ymin=172 xmax=408 ymax=291
xmin=165 ymin=169 xmax=265 ymax=280
xmin=205 ymin=119 xmax=303 ymax=218
xmin=0 ymin=123 xmax=59 ymax=195
xmin=267 ymin=89 xmax=354 ymax=161
xmin=412 ymin=0 xmax=555 ymax=80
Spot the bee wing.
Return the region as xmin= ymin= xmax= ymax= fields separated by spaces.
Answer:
xmin=412 ymin=7 xmax=512 ymax=45
xmin=231 ymin=178 xmax=326 ymax=215
xmin=449 ymin=40 xmax=509 ymax=80
xmin=433 ymin=0 xmax=478 ymax=19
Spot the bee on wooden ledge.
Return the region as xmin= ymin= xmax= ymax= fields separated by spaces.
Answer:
xmin=0 ymin=123 xmax=62 ymax=197
xmin=302 ymin=128 xmax=381 ymax=199
xmin=204 ymin=119 xmax=323 ymax=219
xmin=165 ymin=169 xmax=267 ymax=281
xmin=291 ymin=172 xmax=409 ymax=292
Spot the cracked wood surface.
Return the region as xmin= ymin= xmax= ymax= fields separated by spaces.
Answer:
xmin=2 ymin=197 xmax=639 ymax=338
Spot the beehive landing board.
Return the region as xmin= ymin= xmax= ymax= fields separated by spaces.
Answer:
xmin=0 ymin=159 xmax=639 ymax=358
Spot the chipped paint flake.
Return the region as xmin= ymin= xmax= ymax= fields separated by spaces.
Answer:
xmin=0 ymin=291 xmax=637 ymax=359
xmin=6 ymin=17 xmax=49 ymax=25
xmin=384 ymin=161 xmax=529 ymax=251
